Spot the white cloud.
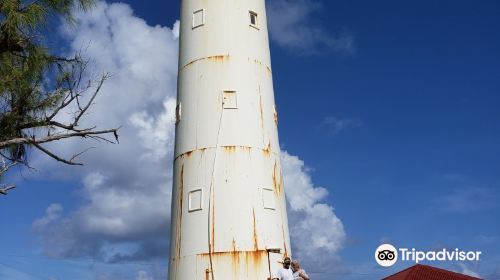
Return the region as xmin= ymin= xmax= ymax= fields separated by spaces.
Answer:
xmin=34 ymin=1 xmax=179 ymax=263
xmin=32 ymin=1 xmax=346 ymax=278
xmin=282 ymin=151 xmax=346 ymax=276
xmin=33 ymin=203 xmax=63 ymax=228
xmin=128 ymin=98 xmax=176 ymax=161
xmin=323 ymin=116 xmax=361 ymax=135
xmin=267 ymin=0 xmax=354 ymax=55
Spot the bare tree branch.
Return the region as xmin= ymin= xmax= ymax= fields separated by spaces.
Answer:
xmin=0 ymin=159 xmax=18 ymax=195
xmin=73 ymin=73 xmax=108 ymax=126
xmin=1 ymin=157 xmax=18 ymax=176
xmin=32 ymin=142 xmax=83 ymax=166
xmin=0 ymin=185 xmax=16 ymax=195
xmin=0 ymin=128 xmax=119 ymax=148
xmin=46 ymin=90 xmax=80 ymax=120
xmin=69 ymin=146 xmax=95 ymax=162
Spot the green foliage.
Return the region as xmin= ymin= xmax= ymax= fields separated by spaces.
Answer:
xmin=0 ymin=0 xmax=119 ymax=196
xmin=0 ymin=0 xmax=118 ymax=172
xmin=1 ymin=0 xmax=96 ymax=162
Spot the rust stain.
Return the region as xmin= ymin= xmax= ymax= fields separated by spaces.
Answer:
xmin=242 ymin=146 xmax=251 ymax=153
xmin=176 ymin=146 xmax=254 ymax=160
xmin=222 ymin=146 xmax=252 ymax=153
xmin=223 ymin=146 xmax=236 ymax=153
xmin=198 ymin=250 xmax=267 ymax=279
xmin=279 ymin=169 xmax=284 ymax=196
xmin=207 ymin=54 xmax=230 ymax=62
xmin=266 ymin=66 xmax=272 ymax=74
xmin=181 ymin=54 xmax=230 ymax=70
xmin=205 ymin=269 xmax=210 ymax=280
xmin=253 ymin=58 xmax=272 ymax=74
xmin=197 ymin=250 xmax=267 ymax=279
xmin=252 ymin=208 xmax=259 ymax=250
xmin=263 ymin=141 xmax=272 ymax=156
xmin=232 ymin=249 xmax=241 ymax=267
xmin=175 ymin=150 xmax=195 ymax=161
xmin=174 ymin=147 xmax=208 ymax=161
xmin=272 ymin=160 xmax=278 ymax=193
xmin=198 ymin=250 xmax=266 ymax=264
xmin=282 ymin=225 xmax=288 ymax=257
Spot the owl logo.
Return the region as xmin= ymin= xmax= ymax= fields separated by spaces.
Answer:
xmin=378 ymin=250 xmax=396 ymax=261
xmin=375 ymin=244 xmax=398 ymax=267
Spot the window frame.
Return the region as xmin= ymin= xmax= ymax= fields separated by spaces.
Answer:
xmin=188 ymin=189 xmax=204 ymax=212
xmin=262 ymin=187 xmax=276 ymax=210
xmin=249 ymin=10 xmax=259 ymax=29
xmin=192 ymin=9 xmax=205 ymax=29
xmin=222 ymin=90 xmax=238 ymax=109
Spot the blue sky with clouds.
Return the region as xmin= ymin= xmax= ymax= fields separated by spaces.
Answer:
xmin=1 ymin=0 xmax=499 ymax=279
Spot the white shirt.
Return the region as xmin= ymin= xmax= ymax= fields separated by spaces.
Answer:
xmin=275 ymin=267 xmax=293 ymax=280
xmin=293 ymin=269 xmax=309 ymax=280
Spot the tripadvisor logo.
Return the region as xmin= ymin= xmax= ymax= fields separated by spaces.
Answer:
xmin=375 ymin=244 xmax=482 ymax=267
xmin=375 ymin=244 xmax=398 ymax=267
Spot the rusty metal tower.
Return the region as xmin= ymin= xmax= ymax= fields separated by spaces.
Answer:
xmin=168 ymin=0 xmax=291 ymax=279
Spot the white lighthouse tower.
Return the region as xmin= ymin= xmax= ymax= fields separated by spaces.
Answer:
xmin=168 ymin=0 xmax=292 ymax=279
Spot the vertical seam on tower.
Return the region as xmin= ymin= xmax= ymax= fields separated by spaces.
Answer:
xmin=207 ymin=103 xmax=224 ymax=280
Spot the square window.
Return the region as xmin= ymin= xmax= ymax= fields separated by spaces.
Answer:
xmin=249 ymin=11 xmax=258 ymax=28
xmin=262 ymin=188 xmax=276 ymax=210
xmin=188 ymin=189 xmax=203 ymax=212
xmin=222 ymin=90 xmax=238 ymax=109
xmin=193 ymin=9 xmax=204 ymax=29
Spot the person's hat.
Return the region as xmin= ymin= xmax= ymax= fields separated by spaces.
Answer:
xmin=283 ymin=257 xmax=291 ymax=264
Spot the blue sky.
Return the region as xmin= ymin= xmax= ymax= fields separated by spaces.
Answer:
xmin=1 ymin=0 xmax=499 ymax=279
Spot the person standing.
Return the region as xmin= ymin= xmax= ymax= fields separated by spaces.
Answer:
xmin=291 ymin=260 xmax=310 ymax=280
xmin=273 ymin=257 xmax=293 ymax=280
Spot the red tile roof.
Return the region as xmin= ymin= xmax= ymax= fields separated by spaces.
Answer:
xmin=383 ymin=264 xmax=482 ymax=280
